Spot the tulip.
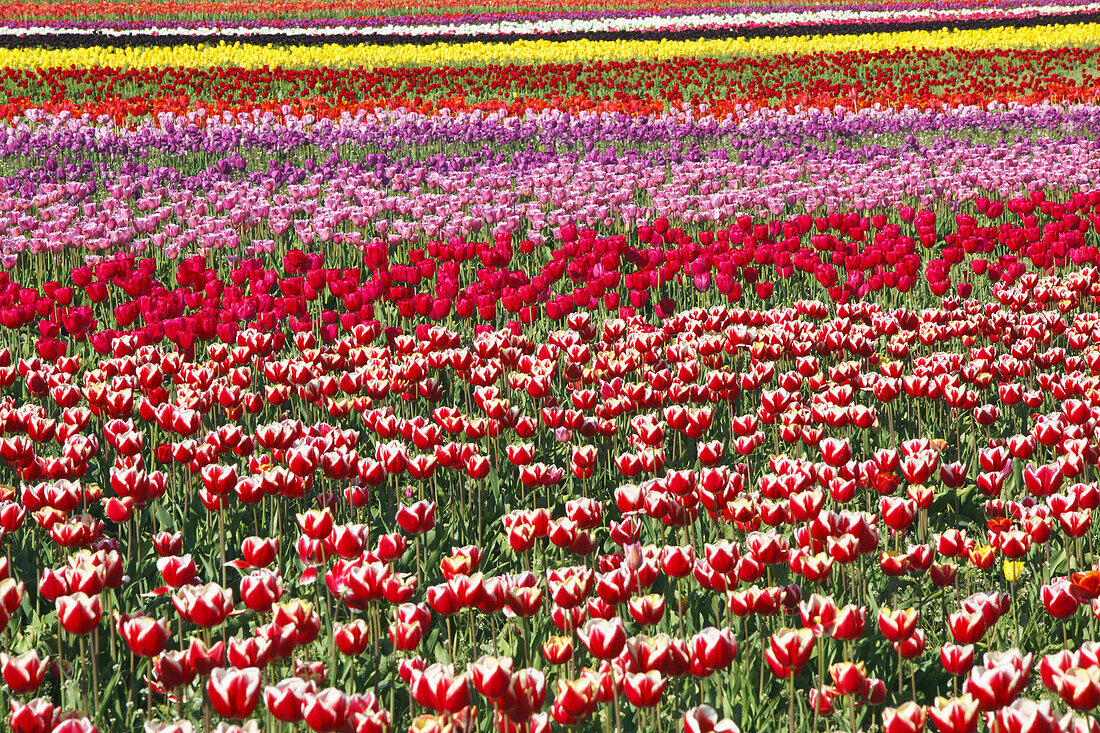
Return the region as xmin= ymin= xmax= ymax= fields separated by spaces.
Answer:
xmin=409 ymin=664 xmax=470 ymax=714
xmin=947 ymin=611 xmax=987 ymax=645
xmin=927 ymin=695 xmax=980 ymax=733
xmin=302 ymin=688 xmax=349 ymax=732
xmin=396 ymin=501 xmax=436 ymax=535
xmin=829 ymin=661 xmax=867 ymax=695
xmin=52 ymin=718 xmax=97 ymax=733
xmin=766 ymin=628 xmax=815 ymax=678
xmin=56 ymin=593 xmax=102 ymax=635
xmin=964 ymin=657 xmax=1030 ymax=710
xmin=549 ymin=677 xmax=597 ymax=726
xmin=628 ymin=594 xmax=665 ymax=626
xmin=987 ymin=698 xmax=1060 ymax=733
xmin=8 ymin=698 xmax=56 ymax=733
xmin=333 ymin=620 xmax=370 ymax=656
xmin=829 ymin=604 xmax=867 ymax=641
xmin=1054 ymin=667 xmax=1100 ymax=711
xmin=941 ymin=644 xmax=976 ymax=676
xmin=157 ymin=555 xmax=198 ymax=588
xmin=226 ymin=636 xmax=271 ymax=669
xmin=240 ymin=570 xmax=282 ymax=613
xmin=683 ymin=703 xmax=740 ymax=733
xmin=207 ymin=667 xmax=262 ymax=719
xmin=1042 ymin=578 xmax=1080 ymax=619
xmin=0 ymin=651 xmax=48 ymax=694
xmin=240 ymin=537 xmax=278 ymax=568
xmin=265 ymin=678 xmax=315 ymax=723
xmin=470 ymin=655 xmax=512 ymax=698
xmin=173 ymin=583 xmax=235 ymax=627
xmin=691 ymin=627 xmax=738 ymax=671
xmin=389 ymin=621 xmax=423 ymax=652
xmin=187 ymin=637 xmax=226 ymax=676
xmin=819 ymin=437 xmax=852 ymax=467
xmin=883 ymin=702 xmax=926 ymax=733
xmin=118 ymin=615 xmax=170 ymax=657
xmin=576 ymin=618 xmax=626 ymax=660
xmin=878 ymin=607 xmax=919 ymax=642
xmin=623 ymin=670 xmax=666 ymax=707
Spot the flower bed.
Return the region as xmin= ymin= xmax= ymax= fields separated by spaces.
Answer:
xmin=2 ymin=5 xmax=1100 ymax=733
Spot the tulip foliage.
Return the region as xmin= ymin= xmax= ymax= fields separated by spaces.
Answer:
xmin=5 ymin=6 xmax=1100 ymax=733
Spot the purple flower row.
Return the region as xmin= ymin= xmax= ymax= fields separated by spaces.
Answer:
xmin=0 ymin=103 xmax=1096 ymax=269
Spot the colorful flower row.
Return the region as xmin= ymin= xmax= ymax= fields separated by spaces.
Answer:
xmin=9 ymin=0 xmax=1099 ymax=28
xmin=0 ymin=23 xmax=1096 ymax=69
xmin=3 ymin=2 xmax=1094 ymax=41
xmin=3 ymin=0 xmax=1030 ymax=19
xmin=1 ymin=46 xmax=1098 ymax=122
xmin=0 ymin=102 xmax=1095 ymax=349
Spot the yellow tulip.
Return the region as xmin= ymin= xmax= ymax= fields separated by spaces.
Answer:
xmin=0 ymin=23 xmax=1096 ymax=70
xmin=1003 ymin=560 xmax=1025 ymax=582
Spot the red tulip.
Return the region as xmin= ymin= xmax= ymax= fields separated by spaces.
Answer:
xmin=240 ymin=569 xmax=283 ymax=613
xmin=333 ymin=620 xmax=370 ymax=656
xmin=207 ymin=666 xmax=262 ymax=719
xmin=628 ymin=594 xmax=665 ymax=626
xmin=388 ymin=621 xmax=422 ymax=652
xmin=818 ymin=437 xmax=851 ymax=467
xmin=683 ymin=704 xmax=740 ymax=733
xmin=51 ymin=717 xmax=96 ymax=733
xmin=987 ymin=698 xmax=1059 ymax=733
xmin=882 ymin=702 xmax=926 ymax=733
xmin=157 ymin=555 xmax=198 ymax=588
xmin=396 ymin=501 xmax=436 ymax=535
xmin=8 ymin=697 xmax=56 ymax=733
xmin=117 ymin=615 xmax=169 ymax=657
xmin=623 ymin=670 xmax=666 ymax=707
xmin=542 ymin=636 xmax=573 ymax=666
xmin=264 ymin=677 xmax=316 ymax=723
xmin=173 ymin=583 xmax=235 ymax=627
xmin=56 ymin=593 xmax=102 ymax=635
xmin=1053 ymin=667 xmax=1100 ymax=711
xmin=187 ymin=637 xmax=226 ymax=676
xmin=766 ymin=628 xmax=815 ymax=678
xmin=409 ymin=663 xmax=470 ymax=714
xmin=1042 ymin=578 xmax=1080 ymax=619
xmin=941 ymin=643 xmax=976 ymax=675
xmin=691 ymin=627 xmax=738 ymax=671
xmin=152 ymin=532 xmax=183 ymax=557
xmin=0 ymin=651 xmax=48 ymax=694
xmin=964 ymin=651 xmax=1031 ymax=710
xmin=829 ymin=661 xmax=867 ymax=695
xmin=948 ymin=611 xmax=987 ymax=645
xmin=927 ymin=695 xmax=980 ymax=733
xmin=470 ymin=655 xmax=512 ymax=697
xmin=240 ymin=536 xmax=278 ymax=568
xmin=577 ymin=618 xmax=626 ymax=660
xmin=550 ymin=677 xmax=598 ymax=726
xmin=302 ymin=687 xmax=349 ymax=732
xmin=878 ymin=607 xmax=918 ymax=642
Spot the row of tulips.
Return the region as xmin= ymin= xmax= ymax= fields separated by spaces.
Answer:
xmin=0 ymin=105 xmax=1097 ymax=349
xmin=4 ymin=252 xmax=1100 ymax=731
xmin=0 ymin=22 xmax=1096 ymax=72
xmin=10 ymin=0 xmax=1100 ymax=32
xmin=4 ymin=4 xmax=1094 ymax=42
xmin=2 ymin=0 xmax=1037 ymax=20
xmin=2 ymin=47 xmax=1097 ymax=118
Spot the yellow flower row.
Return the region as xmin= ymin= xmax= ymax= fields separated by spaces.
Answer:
xmin=4 ymin=23 xmax=1098 ymax=69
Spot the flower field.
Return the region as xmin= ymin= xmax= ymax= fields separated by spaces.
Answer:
xmin=1 ymin=3 xmax=1100 ymax=733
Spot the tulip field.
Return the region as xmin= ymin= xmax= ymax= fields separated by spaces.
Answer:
xmin=4 ymin=3 xmax=1100 ymax=733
